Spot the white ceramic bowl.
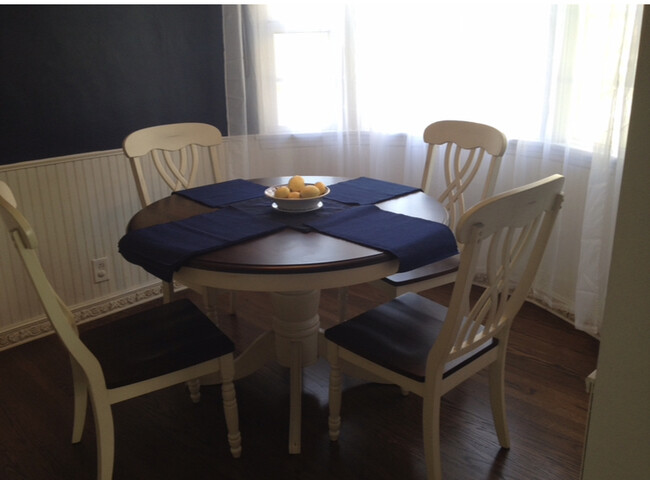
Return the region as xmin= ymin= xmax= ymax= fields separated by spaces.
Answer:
xmin=264 ymin=184 xmax=330 ymax=213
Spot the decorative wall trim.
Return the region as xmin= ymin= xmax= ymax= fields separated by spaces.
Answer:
xmin=0 ymin=136 xmax=233 ymax=173
xmin=0 ymin=148 xmax=123 ymax=172
xmin=0 ymin=282 xmax=163 ymax=351
xmin=472 ymin=273 xmax=597 ymax=339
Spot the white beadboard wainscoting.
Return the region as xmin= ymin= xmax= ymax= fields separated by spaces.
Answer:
xmin=0 ymin=147 xmax=221 ymax=350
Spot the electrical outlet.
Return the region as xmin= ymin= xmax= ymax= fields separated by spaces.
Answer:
xmin=92 ymin=257 xmax=109 ymax=283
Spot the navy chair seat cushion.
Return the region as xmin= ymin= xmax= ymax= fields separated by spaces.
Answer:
xmin=81 ymin=299 xmax=234 ymax=389
xmin=381 ymin=254 xmax=460 ymax=287
xmin=325 ymin=292 xmax=497 ymax=382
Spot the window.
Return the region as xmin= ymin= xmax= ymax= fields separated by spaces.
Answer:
xmin=253 ymin=4 xmax=638 ymax=152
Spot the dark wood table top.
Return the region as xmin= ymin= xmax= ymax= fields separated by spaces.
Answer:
xmin=126 ymin=176 xmax=448 ymax=275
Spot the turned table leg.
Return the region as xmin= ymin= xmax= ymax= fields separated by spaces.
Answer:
xmin=270 ymin=290 xmax=321 ymax=454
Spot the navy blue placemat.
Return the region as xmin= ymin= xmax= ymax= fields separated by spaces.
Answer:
xmin=173 ymin=179 xmax=266 ymax=207
xmin=327 ymin=177 xmax=421 ymax=205
xmin=305 ymin=205 xmax=458 ymax=272
xmin=118 ymin=207 xmax=285 ymax=282
xmin=229 ymin=197 xmax=353 ymax=232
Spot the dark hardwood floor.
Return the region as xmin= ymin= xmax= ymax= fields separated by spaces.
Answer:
xmin=0 ymin=284 xmax=599 ymax=480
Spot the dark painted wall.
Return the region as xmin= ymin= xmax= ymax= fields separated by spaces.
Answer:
xmin=0 ymin=5 xmax=227 ymax=164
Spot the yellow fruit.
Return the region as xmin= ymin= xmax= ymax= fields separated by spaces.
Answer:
xmin=314 ymin=181 xmax=327 ymax=194
xmin=288 ymin=175 xmax=305 ymax=192
xmin=288 ymin=191 xmax=301 ymax=198
xmin=300 ymin=185 xmax=321 ymax=198
xmin=274 ymin=186 xmax=290 ymax=198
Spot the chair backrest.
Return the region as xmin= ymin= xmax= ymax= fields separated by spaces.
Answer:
xmin=427 ymin=174 xmax=565 ymax=380
xmin=0 ymin=181 xmax=104 ymax=383
xmin=123 ymin=122 xmax=224 ymax=207
xmin=421 ymin=120 xmax=508 ymax=230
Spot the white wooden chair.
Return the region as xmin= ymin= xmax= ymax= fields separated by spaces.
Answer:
xmin=325 ymin=174 xmax=565 ymax=480
xmin=123 ymin=122 xmax=224 ymax=208
xmin=338 ymin=120 xmax=507 ymax=321
xmin=123 ymin=122 xmax=236 ymax=313
xmin=0 ymin=180 xmax=241 ymax=480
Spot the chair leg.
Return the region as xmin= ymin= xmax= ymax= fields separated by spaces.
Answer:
xmin=186 ymin=378 xmax=201 ymax=403
xmin=90 ymin=397 xmax=115 ymax=480
xmin=70 ymin=358 xmax=88 ymax=444
xmin=202 ymin=287 xmax=237 ymax=324
xmin=422 ymin=394 xmax=443 ymax=480
xmin=328 ymin=348 xmax=343 ymax=441
xmin=227 ymin=291 xmax=237 ymax=316
xmin=220 ymin=369 xmax=242 ymax=458
xmin=488 ymin=355 xmax=511 ymax=448
xmin=337 ymin=287 xmax=349 ymax=323
xmin=162 ymin=281 xmax=174 ymax=304
xmin=203 ymin=287 xmax=222 ymax=327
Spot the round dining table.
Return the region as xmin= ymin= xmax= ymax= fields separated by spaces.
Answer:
xmin=125 ymin=176 xmax=448 ymax=454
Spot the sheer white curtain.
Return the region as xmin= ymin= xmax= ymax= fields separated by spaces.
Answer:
xmin=223 ymin=4 xmax=642 ymax=336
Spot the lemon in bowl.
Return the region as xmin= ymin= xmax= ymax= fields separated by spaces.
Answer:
xmin=274 ymin=186 xmax=291 ymax=198
xmin=288 ymin=175 xmax=306 ymax=192
xmin=300 ymin=185 xmax=321 ymax=198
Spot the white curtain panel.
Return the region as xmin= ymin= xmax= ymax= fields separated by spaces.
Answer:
xmin=223 ymin=4 xmax=643 ymax=336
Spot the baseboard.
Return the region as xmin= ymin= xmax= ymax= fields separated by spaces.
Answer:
xmin=0 ymin=282 xmax=164 ymax=351
xmin=472 ymin=273 xmax=592 ymax=336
